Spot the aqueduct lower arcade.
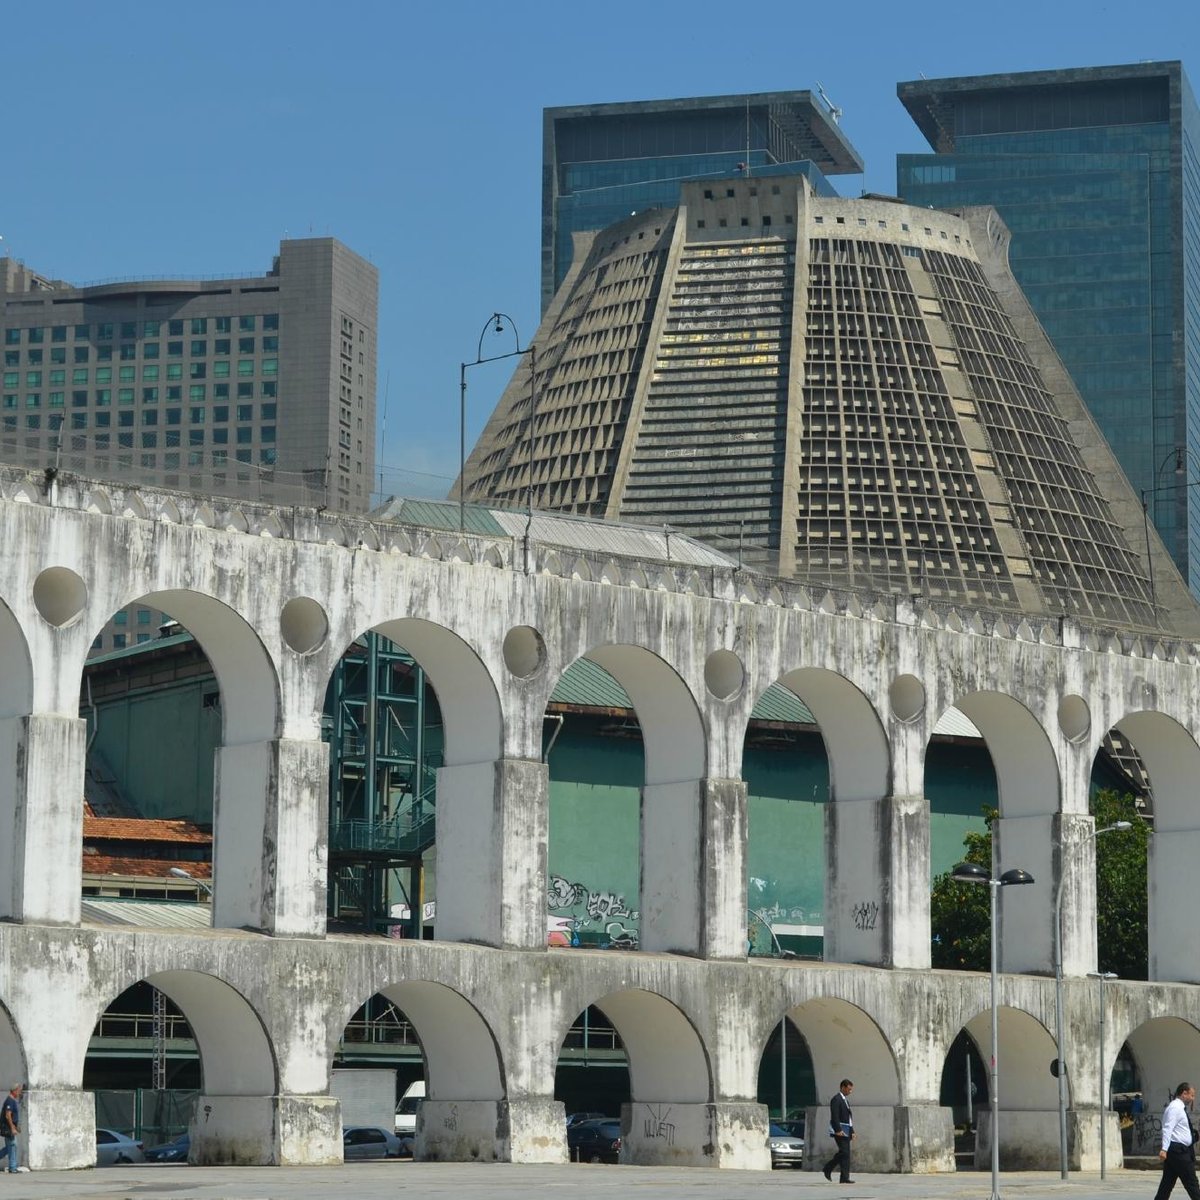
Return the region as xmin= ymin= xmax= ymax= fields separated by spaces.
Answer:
xmin=3 ymin=470 xmax=1200 ymax=1168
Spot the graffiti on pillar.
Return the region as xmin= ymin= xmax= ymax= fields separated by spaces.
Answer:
xmin=851 ymin=899 xmax=879 ymax=931
xmin=641 ymin=1103 xmax=676 ymax=1145
xmin=546 ymin=874 xmax=639 ymax=948
xmin=442 ymin=1103 xmax=459 ymax=1132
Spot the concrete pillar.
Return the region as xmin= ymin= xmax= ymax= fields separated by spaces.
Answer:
xmin=641 ymin=778 xmax=746 ymax=959
xmin=993 ymin=814 xmax=1057 ymax=974
xmin=418 ymin=1098 xmax=566 ymax=1163
xmin=1149 ymin=828 xmax=1200 ymax=983
xmin=620 ymin=1100 xmax=769 ymax=1168
xmin=803 ymin=1104 xmax=953 ymax=1173
xmin=0 ymin=714 xmax=84 ymax=925
xmin=22 ymin=1088 xmax=95 ymax=1170
xmin=212 ymin=738 xmax=328 ymax=937
xmin=824 ymin=794 xmax=930 ymax=968
xmin=974 ymin=1108 xmax=1064 ymax=1170
xmin=435 ymin=758 xmax=547 ymax=950
xmin=189 ymin=1093 xmax=341 ymax=1165
xmin=1053 ymin=813 xmax=1100 ymax=977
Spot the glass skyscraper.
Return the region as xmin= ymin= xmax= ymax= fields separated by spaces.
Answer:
xmin=542 ymin=91 xmax=864 ymax=312
xmin=897 ymin=63 xmax=1200 ymax=595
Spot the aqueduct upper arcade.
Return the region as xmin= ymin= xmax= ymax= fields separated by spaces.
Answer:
xmin=3 ymin=466 xmax=1200 ymax=1170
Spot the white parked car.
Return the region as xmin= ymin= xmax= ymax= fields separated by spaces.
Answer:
xmin=343 ymin=1125 xmax=406 ymax=1160
xmin=95 ymin=1128 xmax=145 ymax=1166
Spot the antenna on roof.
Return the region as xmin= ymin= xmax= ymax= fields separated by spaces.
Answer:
xmin=815 ymin=81 xmax=843 ymax=124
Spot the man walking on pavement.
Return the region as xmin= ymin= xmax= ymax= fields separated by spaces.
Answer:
xmin=823 ymin=1079 xmax=855 ymax=1184
xmin=1 ymin=1084 xmax=23 ymax=1173
xmin=1156 ymin=1082 xmax=1200 ymax=1200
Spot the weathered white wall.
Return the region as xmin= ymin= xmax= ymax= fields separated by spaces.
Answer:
xmin=3 ymin=471 xmax=1200 ymax=1170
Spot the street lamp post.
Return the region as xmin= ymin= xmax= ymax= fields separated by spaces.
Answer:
xmin=168 ymin=866 xmax=213 ymax=899
xmin=950 ymin=861 xmax=1035 ymax=1200
xmin=1140 ymin=446 xmax=1198 ymax=610
xmin=748 ymin=909 xmax=796 ymax=1122
xmin=1087 ymin=970 xmax=1118 ymax=1179
xmin=458 ymin=313 xmax=534 ymax=532
xmin=1052 ymin=820 xmax=1131 ymax=1177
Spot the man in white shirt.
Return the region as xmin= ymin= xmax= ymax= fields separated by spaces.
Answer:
xmin=1156 ymin=1082 xmax=1200 ymax=1200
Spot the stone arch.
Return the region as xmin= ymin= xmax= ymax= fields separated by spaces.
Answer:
xmin=81 ymin=588 xmax=277 ymax=747
xmin=572 ymin=644 xmax=705 ymax=785
xmin=945 ymin=691 xmax=1058 ymax=819
xmin=1110 ymin=711 xmax=1200 ymax=832
xmin=772 ymin=667 xmax=888 ymax=803
xmin=0 ymin=595 xmax=32 ymax=719
xmin=552 ymin=987 xmax=709 ymax=1111
xmin=335 ymin=980 xmax=504 ymax=1103
xmin=958 ymin=1005 xmax=1061 ymax=1169
xmin=355 ymin=617 xmax=502 ymax=768
xmin=1115 ymin=1016 xmax=1200 ymax=1153
xmin=1109 ymin=711 xmax=1200 ymax=982
xmin=784 ymin=996 xmax=900 ymax=1106
xmin=0 ymin=1000 xmax=27 ymax=1096
xmin=83 ymin=970 xmax=276 ymax=1097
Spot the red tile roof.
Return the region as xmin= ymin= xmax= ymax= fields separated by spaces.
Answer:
xmin=83 ymin=816 xmax=212 ymax=845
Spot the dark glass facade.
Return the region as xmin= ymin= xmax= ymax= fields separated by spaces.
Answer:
xmin=544 ymin=93 xmax=863 ymax=312
xmin=897 ymin=64 xmax=1200 ymax=595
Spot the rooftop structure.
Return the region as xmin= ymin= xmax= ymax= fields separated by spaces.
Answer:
xmin=542 ymin=90 xmax=864 ymax=310
xmin=463 ymin=177 xmax=1197 ymax=633
xmin=897 ymin=61 xmax=1200 ymax=594
xmin=1 ymin=237 xmax=378 ymax=511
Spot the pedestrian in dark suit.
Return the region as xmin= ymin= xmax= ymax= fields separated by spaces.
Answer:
xmin=1156 ymin=1082 xmax=1200 ymax=1200
xmin=823 ymin=1078 xmax=855 ymax=1183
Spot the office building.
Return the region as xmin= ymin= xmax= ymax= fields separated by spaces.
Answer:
xmin=896 ymin=62 xmax=1200 ymax=591
xmin=463 ymin=177 xmax=1196 ymax=634
xmin=2 ymin=237 xmax=378 ymax=512
xmin=542 ymin=90 xmax=864 ymax=310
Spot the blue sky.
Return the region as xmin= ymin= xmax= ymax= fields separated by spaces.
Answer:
xmin=2 ymin=1 xmax=1193 ymax=501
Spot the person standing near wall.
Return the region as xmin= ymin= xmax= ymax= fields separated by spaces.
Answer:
xmin=1156 ymin=1082 xmax=1200 ymax=1200
xmin=1 ymin=1084 xmax=22 ymax=1173
xmin=822 ymin=1078 xmax=855 ymax=1183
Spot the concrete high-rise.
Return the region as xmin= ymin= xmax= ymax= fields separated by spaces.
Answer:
xmin=542 ymin=91 xmax=864 ymax=311
xmin=463 ymin=177 xmax=1195 ymax=633
xmin=2 ymin=237 xmax=378 ymax=512
xmin=896 ymin=62 xmax=1200 ymax=592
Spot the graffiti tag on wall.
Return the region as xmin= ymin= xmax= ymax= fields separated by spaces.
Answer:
xmin=547 ymin=874 xmax=639 ymax=949
xmin=641 ymin=1103 xmax=676 ymax=1145
xmin=851 ymin=900 xmax=879 ymax=931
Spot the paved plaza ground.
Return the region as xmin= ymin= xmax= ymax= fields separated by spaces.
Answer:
xmin=0 ymin=1162 xmax=1166 ymax=1200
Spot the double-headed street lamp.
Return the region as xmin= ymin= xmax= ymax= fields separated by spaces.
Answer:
xmin=950 ymin=861 xmax=1036 ymax=1200
xmin=1052 ymin=820 xmax=1131 ymax=1177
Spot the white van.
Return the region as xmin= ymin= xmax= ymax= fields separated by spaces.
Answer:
xmin=394 ymin=1080 xmax=425 ymax=1135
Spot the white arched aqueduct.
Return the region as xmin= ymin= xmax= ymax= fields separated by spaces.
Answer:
xmin=3 ymin=469 xmax=1200 ymax=1170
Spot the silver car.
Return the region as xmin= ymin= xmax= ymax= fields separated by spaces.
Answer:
xmin=767 ymin=1122 xmax=804 ymax=1168
xmin=95 ymin=1128 xmax=145 ymax=1166
xmin=343 ymin=1125 xmax=405 ymax=1160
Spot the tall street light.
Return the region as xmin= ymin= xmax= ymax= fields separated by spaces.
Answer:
xmin=1087 ymin=970 xmax=1118 ymax=1179
xmin=950 ymin=860 xmax=1036 ymax=1200
xmin=458 ymin=313 xmax=536 ymax=532
xmin=1052 ymin=820 xmax=1131 ymax=1177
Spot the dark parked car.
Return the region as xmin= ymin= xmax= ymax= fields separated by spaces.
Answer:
xmin=144 ymin=1133 xmax=190 ymax=1162
xmin=567 ymin=1118 xmax=622 ymax=1163
xmin=565 ymin=1111 xmax=606 ymax=1129
xmin=767 ymin=1121 xmax=805 ymax=1168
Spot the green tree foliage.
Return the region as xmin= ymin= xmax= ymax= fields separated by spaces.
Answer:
xmin=930 ymin=808 xmax=995 ymax=970
xmin=930 ymin=792 xmax=1148 ymax=978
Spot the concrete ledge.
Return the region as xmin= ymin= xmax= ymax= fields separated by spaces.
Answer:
xmin=419 ymin=1098 xmax=566 ymax=1164
xmin=190 ymin=1094 xmax=341 ymax=1165
xmin=622 ymin=1101 xmax=770 ymax=1169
